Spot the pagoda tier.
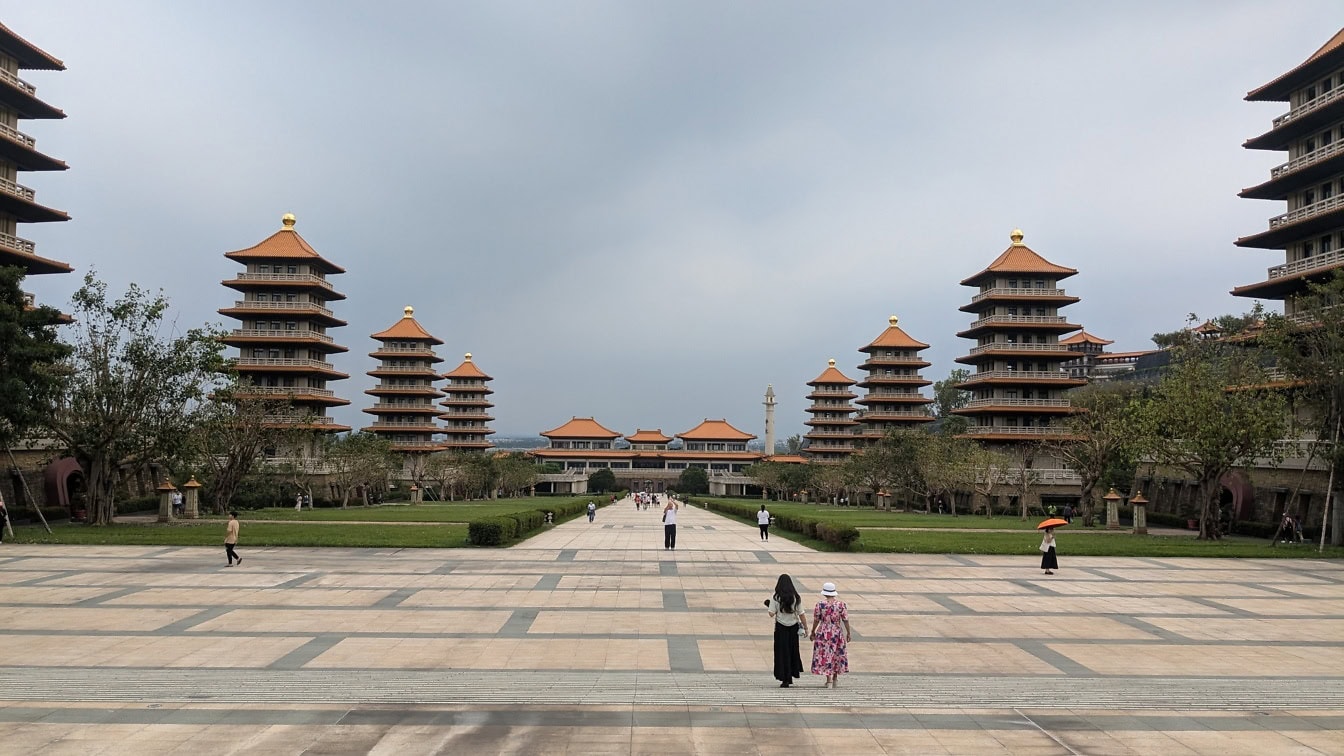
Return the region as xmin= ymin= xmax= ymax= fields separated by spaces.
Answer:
xmin=438 ymin=353 xmax=495 ymax=453
xmin=854 ymin=315 xmax=935 ymax=442
xmin=0 ymin=22 xmax=71 ymax=286
xmin=953 ymin=231 xmax=1080 ymax=441
xmin=218 ymin=214 xmax=350 ymax=431
xmin=803 ymin=359 xmax=858 ymax=462
xmin=362 ymin=306 xmax=446 ymax=452
xmin=1233 ymin=28 xmax=1344 ymax=315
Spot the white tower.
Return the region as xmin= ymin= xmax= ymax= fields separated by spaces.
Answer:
xmin=763 ymin=384 xmax=777 ymax=457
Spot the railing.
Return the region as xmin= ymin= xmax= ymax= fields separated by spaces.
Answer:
xmin=230 ymin=328 xmax=334 ymax=343
xmin=0 ymin=175 xmax=36 ymax=201
xmin=233 ymin=358 xmax=337 ymax=370
xmin=961 ymin=370 xmax=1075 ymax=382
xmin=968 ymin=314 xmax=1068 ymax=327
xmin=1271 ymin=137 xmax=1344 ymax=178
xmin=969 ymin=342 xmax=1072 ymax=355
xmin=859 ymin=356 xmax=928 ymax=365
xmin=234 ymin=385 xmax=335 ymax=398
xmin=229 ymin=300 xmax=334 ymax=317
xmin=369 ymin=385 xmax=439 ymax=393
xmin=21 ymin=291 xmax=35 ymax=308
xmin=370 ymin=402 xmax=437 ymax=410
xmin=367 ymin=421 xmax=441 ymax=429
xmin=804 ymin=429 xmax=856 ymax=437
xmin=1272 ymin=83 xmax=1344 ymax=127
xmin=970 ymin=287 xmax=1067 ymax=304
xmin=0 ymin=121 xmax=36 ymax=149
xmin=234 ymin=272 xmax=334 ymax=290
xmin=371 ymin=365 xmax=438 ymax=373
xmin=0 ymin=230 xmax=37 ymax=255
xmin=1267 ymin=192 xmax=1344 ymax=229
xmin=982 ymin=468 xmax=1082 ymax=484
xmin=372 ymin=345 xmax=437 ymax=354
xmin=855 ymin=409 xmax=930 ymax=418
xmin=1286 ymin=303 xmax=1343 ymax=325
xmin=1269 ymin=246 xmax=1344 ymax=279
xmin=964 ymin=398 xmax=1072 ymax=408
xmin=962 ymin=426 xmax=1067 ymax=436
xmin=258 ymin=457 xmax=335 ymax=474
xmin=860 ymin=373 xmax=924 ymax=381
xmin=263 ymin=414 xmax=337 ymax=425
xmin=0 ymin=67 xmax=37 ymax=95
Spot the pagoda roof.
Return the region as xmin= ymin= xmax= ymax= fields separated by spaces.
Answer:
xmin=443 ymin=353 xmax=492 ymax=380
xmin=371 ymin=306 xmax=443 ymax=344
xmin=1059 ymin=330 xmax=1113 ymax=346
xmin=808 ymin=359 xmax=856 ymax=386
xmin=1247 ymin=28 xmax=1344 ymax=102
xmin=626 ymin=429 xmax=672 ymax=444
xmin=0 ymin=22 xmax=64 ymax=70
xmin=861 ymin=315 xmax=930 ymax=350
xmin=960 ymin=230 xmax=1077 ymax=286
xmin=542 ymin=417 xmax=621 ymax=439
xmin=677 ymin=419 xmax=757 ymax=441
xmin=223 ymin=214 xmax=346 ymax=274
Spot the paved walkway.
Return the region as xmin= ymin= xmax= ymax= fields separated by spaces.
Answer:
xmin=1 ymin=497 xmax=1342 ymax=754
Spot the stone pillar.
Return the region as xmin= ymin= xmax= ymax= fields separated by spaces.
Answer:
xmin=763 ymin=385 xmax=777 ymax=458
xmin=156 ymin=480 xmax=177 ymax=523
xmin=1130 ymin=491 xmax=1148 ymax=535
xmin=182 ymin=476 xmax=202 ymax=519
xmin=410 ymin=485 xmax=422 ymax=505
xmin=1104 ymin=488 xmax=1122 ymax=530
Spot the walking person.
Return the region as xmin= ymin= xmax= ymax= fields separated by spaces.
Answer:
xmin=225 ymin=511 xmax=242 ymax=567
xmin=766 ymin=574 xmax=807 ymax=687
xmin=587 ymin=501 xmax=596 ymax=523
xmin=0 ymin=488 xmax=9 ymax=544
xmin=757 ymin=505 xmax=771 ymax=541
xmin=810 ymin=582 xmax=851 ymax=688
xmin=295 ymin=492 xmax=303 ymax=512
xmin=1040 ymin=526 xmax=1058 ymax=575
xmin=662 ymin=498 xmax=678 ymax=550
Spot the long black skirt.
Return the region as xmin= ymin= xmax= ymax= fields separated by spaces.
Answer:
xmin=1041 ymin=546 xmax=1058 ymax=570
xmin=773 ymin=622 xmax=803 ymax=683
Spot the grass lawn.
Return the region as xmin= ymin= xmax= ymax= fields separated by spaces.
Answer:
xmin=704 ymin=499 xmax=1058 ymax=530
xmin=8 ymin=521 xmax=470 ymax=548
xmin=202 ymin=498 xmax=594 ymax=523
xmin=853 ymin=528 xmax=1344 ymax=558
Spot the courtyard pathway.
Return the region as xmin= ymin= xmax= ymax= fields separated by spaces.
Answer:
xmin=0 ymin=497 xmax=1341 ymax=754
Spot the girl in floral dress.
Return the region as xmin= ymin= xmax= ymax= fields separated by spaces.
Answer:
xmin=810 ymin=582 xmax=852 ymax=688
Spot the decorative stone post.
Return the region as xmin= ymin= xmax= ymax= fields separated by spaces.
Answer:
xmin=182 ymin=476 xmax=202 ymax=519
xmin=156 ymin=480 xmax=177 ymax=523
xmin=410 ymin=484 xmax=422 ymax=505
xmin=1103 ymin=487 xmax=1122 ymax=530
xmin=1130 ymin=491 xmax=1148 ymax=535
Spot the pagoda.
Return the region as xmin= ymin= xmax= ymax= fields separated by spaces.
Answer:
xmin=439 ymin=353 xmax=495 ymax=453
xmin=219 ymin=214 xmax=350 ymax=431
xmin=1233 ymin=28 xmax=1344 ymax=320
xmin=802 ymin=359 xmax=858 ymax=462
xmin=953 ymin=230 xmax=1085 ymax=439
xmin=0 ymin=23 xmax=71 ymax=297
xmin=854 ymin=315 xmax=935 ymax=443
xmin=362 ymin=306 xmax=445 ymax=452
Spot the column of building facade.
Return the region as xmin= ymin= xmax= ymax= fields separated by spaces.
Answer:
xmin=362 ymin=306 xmax=445 ymax=452
xmin=952 ymin=230 xmax=1084 ymax=440
xmin=0 ymin=23 xmax=70 ymax=305
xmin=1234 ymin=29 xmax=1344 ymax=318
xmin=854 ymin=315 xmax=935 ymax=443
xmin=439 ymin=353 xmax=495 ymax=452
xmin=802 ymin=359 xmax=858 ymax=462
xmin=219 ymin=214 xmax=350 ymax=436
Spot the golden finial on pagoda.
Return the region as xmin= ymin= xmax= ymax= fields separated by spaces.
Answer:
xmin=403 ymin=306 xmax=414 ymax=318
xmin=1010 ymin=228 xmax=1024 ymax=245
xmin=828 ymin=358 xmax=836 ymax=367
xmin=281 ymin=213 xmax=296 ymax=230
xmin=464 ymin=352 xmax=472 ymax=361
xmin=889 ymin=315 xmax=899 ymax=326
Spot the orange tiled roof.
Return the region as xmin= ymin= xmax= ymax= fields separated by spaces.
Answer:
xmin=443 ymin=353 xmax=492 ymax=380
xmin=541 ymin=417 xmax=622 ymax=439
xmin=809 ymin=359 xmax=856 ymax=386
xmin=960 ymin=230 xmax=1077 ymax=285
xmin=1059 ymin=330 xmax=1113 ymax=346
xmin=223 ymin=214 xmax=346 ymax=274
xmin=677 ymin=419 xmax=756 ymax=441
xmin=371 ymin=306 xmax=444 ymax=344
xmin=1247 ymin=28 xmax=1344 ymax=101
xmin=626 ymin=429 xmax=672 ymax=443
xmin=861 ymin=315 xmax=930 ymax=350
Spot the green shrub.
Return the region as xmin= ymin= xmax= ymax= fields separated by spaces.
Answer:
xmin=700 ymin=498 xmax=859 ymax=551
xmin=468 ymin=517 xmax=516 ymax=546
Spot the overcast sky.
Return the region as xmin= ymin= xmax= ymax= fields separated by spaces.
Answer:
xmin=7 ymin=2 xmax=1336 ymax=437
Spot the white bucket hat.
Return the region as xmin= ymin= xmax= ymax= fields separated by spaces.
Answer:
xmin=821 ymin=582 xmax=837 ymax=596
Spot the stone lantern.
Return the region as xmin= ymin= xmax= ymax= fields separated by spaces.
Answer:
xmin=1103 ymin=488 xmax=1122 ymax=530
xmin=409 ymin=484 xmax=422 ymax=505
xmin=156 ymin=480 xmax=177 ymax=523
xmin=1130 ymin=491 xmax=1149 ymax=535
xmin=182 ymin=476 xmax=203 ymax=519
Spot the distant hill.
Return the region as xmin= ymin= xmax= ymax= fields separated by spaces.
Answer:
xmin=491 ymin=437 xmax=548 ymax=450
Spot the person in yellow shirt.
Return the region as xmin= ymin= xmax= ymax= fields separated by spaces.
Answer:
xmin=225 ymin=511 xmax=242 ymax=566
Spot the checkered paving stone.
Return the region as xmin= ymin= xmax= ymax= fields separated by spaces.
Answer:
xmin=0 ymin=497 xmax=1341 ymax=755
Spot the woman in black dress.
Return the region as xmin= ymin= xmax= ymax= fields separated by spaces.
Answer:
xmin=1040 ymin=527 xmax=1058 ymax=575
xmin=766 ymin=574 xmax=808 ymax=687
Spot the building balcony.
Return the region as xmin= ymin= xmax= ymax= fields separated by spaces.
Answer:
xmin=857 ymin=375 xmax=933 ymax=387
xmin=234 ymin=271 xmax=334 ymax=290
xmin=962 ymin=342 xmax=1075 ymax=358
xmin=369 ymin=365 xmax=440 ymax=376
xmin=263 ymin=413 xmax=339 ymax=426
xmin=439 ymin=410 xmax=495 ymax=419
xmin=232 ymin=384 xmax=337 ymax=399
xmin=1271 ymin=247 xmax=1344 ymax=280
xmin=960 ymin=425 xmax=1074 ymax=438
xmin=968 ymin=314 xmax=1069 ymax=327
xmin=0 ymin=174 xmax=67 ymax=222
xmin=232 ymin=357 xmax=346 ymax=376
xmin=857 ymin=392 xmax=930 ymax=402
xmin=958 ymin=369 xmax=1084 ymax=384
xmin=1245 ymin=87 xmax=1344 ymax=151
xmin=1273 ymin=85 xmax=1344 ymax=128
xmin=1242 ymin=138 xmax=1344 ymax=200
xmin=960 ymin=398 xmax=1072 ymax=409
xmin=227 ymin=299 xmax=332 ymax=316
xmin=966 ymin=287 xmax=1073 ymax=307
xmin=856 ymin=356 xmax=931 ymax=368
xmin=0 ymin=67 xmax=63 ymax=119
xmin=365 ymin=421 xmax=442 ymax=431
xmin=368 ymin=385 xmax=441 ymax=395
xmin=441 ymin=397 xmax=494 ymax=407
xmin=225 ymin=329 xmax=344 ymax=353
xmin=0 ymin=230 xmax=70 ymax=274
xmin=365 ymin=403 xmax=440 ymax=413
xmin=0 ymin=121 xmax=66 ymax=170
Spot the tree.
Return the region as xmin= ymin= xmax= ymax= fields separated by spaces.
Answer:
xmin=745 ymin=461 xmax=786 ymax=499
xmin=495 ymin=452 xmax=539 ymax=497
xmin=0 ymin=266 xmax=70 ymax=453
xmin=588 ymin=468 xmax=617 ymax=494
xmin=969 ymin=447 xmax=1009 ymax=517
xmin=1051 ymin=382 xmax=1141 ymax=527
xmin=325 ymin=432 xmax=396 ymax=507
xmin=43 ymin=274 xmax=225 ymax=525
xmin=931 ymin=369 xmax=971 ymax=436
xmin=188 ymin=380 xmax=304 ymax=514
xmin=423 ymin=452 xmax=464 ymax=500
xmin=777 ymin=434 xmax=804 ymax=455
xmin=1132 ymin=338 xmax=1287 ymax=540
xmin=678 ymin=466 xmax=709 ymax=494
xmin=458 ymin=453 xmax=499 ymax=499
xmin=808 ymin=463 xmax=847 ymax=505
xmin=842 ymin=432 xmax=913 ymax=509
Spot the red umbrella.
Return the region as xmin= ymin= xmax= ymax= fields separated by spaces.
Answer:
xmin=1037 ymin=518 xmax=1068 ymax=530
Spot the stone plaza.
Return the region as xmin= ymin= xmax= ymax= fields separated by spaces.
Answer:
xmin=0 ymin=501 xmax=1341 ymax=754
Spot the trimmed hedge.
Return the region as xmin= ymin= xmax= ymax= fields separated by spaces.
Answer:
xmin=466 ymin=497 xmax=603 ymax=546
xmin=693 ymin=497 xmax=860 ymax=550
